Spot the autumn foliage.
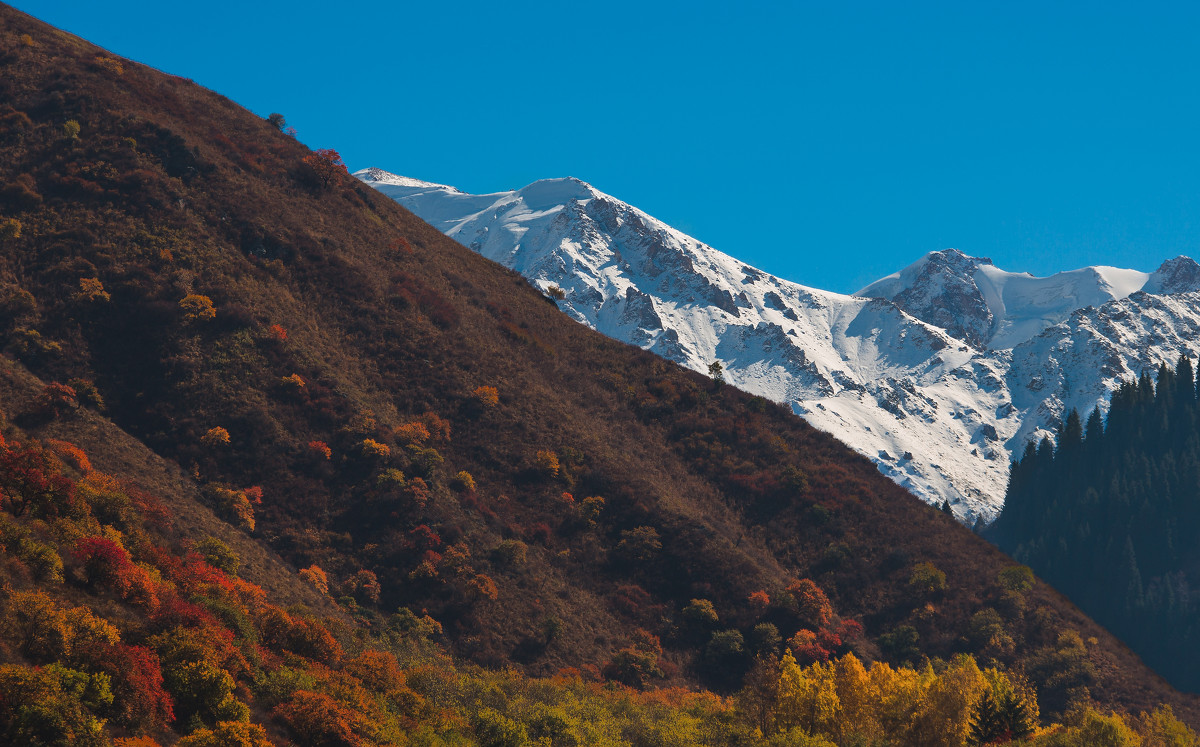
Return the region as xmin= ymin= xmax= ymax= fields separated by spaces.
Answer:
xmin=301 ymin=148 xmax=347 ymax=189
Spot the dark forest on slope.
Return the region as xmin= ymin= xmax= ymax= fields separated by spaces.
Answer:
xmin=1 ymin=3 xmax=1199 ymax=741
xmin=991 ymin=356 xmax=1200 ymax=692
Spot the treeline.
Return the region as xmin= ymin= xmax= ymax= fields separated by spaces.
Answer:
xmin=990 ymin=356 xmax=1200 ymax=691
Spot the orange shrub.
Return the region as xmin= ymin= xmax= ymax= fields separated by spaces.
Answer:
xmin=266 ymin=323 xmax=288 ymax=342
xmin=393 ymin=422 xmax=430 ymax=446
xmin=359 ymin=439 xmax=390 ymax=459
xmin=419 ymin=411 xmax=451 ymax=443
xmin=203 ymin=484 xmax=256 ymax=531
xmin=299 ymin=565 xmax=329 ymax=595
xmin=307 ymin=440 xmax=332 ymax=460
xmin=275 ymin=690 xmax=367 ymax=746
xmin=468 ymin=573 xmax=499 ymax=601
xmin=787 ymin=578 xmax=833 ymax=629
xmin=93 ymin=55 xmax=124 ymax=75
xmin=534 ymin=449 xmax=560 ymax=477
xmin=46 ymin=439 xmax=91 ymax=473
xmin=748 ymin=590 xmax=771 ymax=612
xmin=75 ymin=277 xmax=110 ymax=303
xmin=180 ymin=293 xmax=216 ymax=322
xmin=344 ymin=649 xmax=406 ymax=695
xmin=285 ymin=616 xmax=343 ymax=664
xmin=178 ymin=722 xmax=273 ymax=746
xmin=339 ymin=569 xmax=381 ymax=605
xmin=201 ymin=427 xmax=230 ymax=447
xmin=472 ymin=385 xmax=499 ymax=408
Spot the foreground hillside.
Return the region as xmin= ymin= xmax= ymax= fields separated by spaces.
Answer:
xmin=0 ymin=3 xmax=1197 ymax=739
xmin=0 ymin=384 xmax=1193 ymax=747
xmin=359 ymin=169 xmax=1200 ymax=523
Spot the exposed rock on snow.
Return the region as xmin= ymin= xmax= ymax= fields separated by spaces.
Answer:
xmin=358 ymin=168 xmax=1200 ymax=523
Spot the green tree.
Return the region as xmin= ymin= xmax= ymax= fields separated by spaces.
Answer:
xmin=707 ymin=360 xmax=725 ymax=384
xmin=909 ymin=561 xmax=947 ymax=597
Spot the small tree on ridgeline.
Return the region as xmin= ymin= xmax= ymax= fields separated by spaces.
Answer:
xmin=708 ymin=360 xmax=725 ymax=384
xmin=302 ymin=149 xmax=347 ymax=189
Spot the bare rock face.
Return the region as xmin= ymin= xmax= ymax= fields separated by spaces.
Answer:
xmin=887 ymin=250 xmax=996 ymax=349
xmin=1147 ymin=256 xmax=1200 ymax=295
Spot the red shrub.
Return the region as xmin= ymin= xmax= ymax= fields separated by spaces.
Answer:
xmin=526 ymin=521 xmax=553 ymax=545
xmin=788 ymin=629 xmax=831 ymax=665
xmin=74 ymin=536 xmax=158 ymax=608
xmin=836 ymin=619 xmax=864 ymax=646
xmin=77 ymin=642 xmax=175 ymax=731
xmin=36 ymin=382 xmax=78 ymax=417
xmin=0 ymin=442 xmax=77 ymax=518
xmin=407 ymin=524 xmax=441 ymax=551
xmin=301 ymin=149 xmax=347 ymax=189
xmin=123 ymin=483 xmax=171 ymax=528
xmin=149 ymin=592 xmax=221 ymax=632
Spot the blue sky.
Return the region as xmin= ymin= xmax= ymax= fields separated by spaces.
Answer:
xmin=12 ymin=1 xmax=1200 ymax=293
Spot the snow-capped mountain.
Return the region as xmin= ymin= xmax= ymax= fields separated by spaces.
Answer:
xmin=358 ymin=167 xmax=1200 ymax=522
xmin=858 ymin=250 xmax=1200 ymax=350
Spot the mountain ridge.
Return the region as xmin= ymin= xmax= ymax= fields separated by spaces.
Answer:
xmin=359 ymin=167 xmax=1200 ymax=521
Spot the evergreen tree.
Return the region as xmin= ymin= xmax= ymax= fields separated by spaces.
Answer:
xmin=992 ymin=359 xmax=1200 ymax=691
xmin=967 ymin=689 xmax=1002 ymax=746
xmin=995 ymin=689 xmax=1034 ymax=741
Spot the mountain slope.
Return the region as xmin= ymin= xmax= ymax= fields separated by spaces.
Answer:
xmin=361 ymin=168 xmax=1200 ymax=522
xmin=2 ymin=3 xmax=1199 ymax=728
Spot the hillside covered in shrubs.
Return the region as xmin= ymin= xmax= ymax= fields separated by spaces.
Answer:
xmin=0 ymin=4 xmax=1198 ymax=743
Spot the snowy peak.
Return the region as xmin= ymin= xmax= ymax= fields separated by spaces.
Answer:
xmin=858 ymin=249 xmax=1199 ymax=351
xmin=857 ymin=249 xmax=997 ymax=349
xmin=514 ymin=176 xmax=598 ymax=208
xmin=1146 ymin=256 xmax=1200 ymax=295
xmin=353 ymin=167 xmax=460 ymax=193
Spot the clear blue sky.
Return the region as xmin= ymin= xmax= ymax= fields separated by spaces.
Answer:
xmin=11 ymin=1 xmax=1200 ymax=293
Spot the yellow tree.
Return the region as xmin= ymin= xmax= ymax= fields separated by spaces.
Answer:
xmin=867 ymin=660 xmax=924 ymax=743
xmin=775 ymin=650 xmax=839 ymax=738
xmin=832 ymin=653 xmax=883 ymax=744
xmin=908 ymin=655 xmax=986 ymax=747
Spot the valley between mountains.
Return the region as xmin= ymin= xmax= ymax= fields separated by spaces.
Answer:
xmin=360 ymin=168 xmax=1200 ymax=523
